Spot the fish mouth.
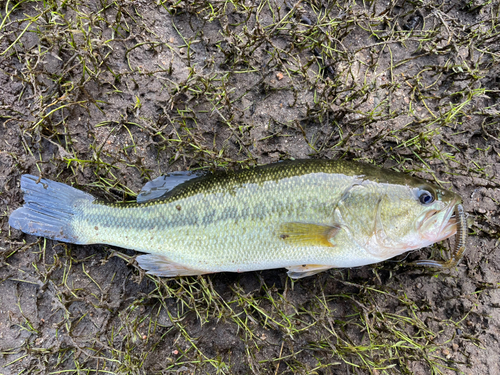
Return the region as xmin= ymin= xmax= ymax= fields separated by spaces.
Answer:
xmin=420 ymin=198 xmax=459 ymax=243
xmin=439 ymin=201 xmax=460 ymax=241
xmin=416 ymin=200 xmax=468 ymax=269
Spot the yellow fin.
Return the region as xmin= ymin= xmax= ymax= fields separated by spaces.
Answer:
xmin=278 ymin=223 xmax=340 ymax=247
xmin=136 ymin=254 xmax=211 ymax=277
xmin=286 ymin=264 xmax=334 ymax=279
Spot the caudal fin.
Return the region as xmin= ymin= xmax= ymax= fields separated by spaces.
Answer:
xmin=9 ymin=175 xmax=95 ymax=244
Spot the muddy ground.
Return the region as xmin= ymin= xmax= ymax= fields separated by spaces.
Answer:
xmin=1 ymin=0 xmax=499 ymax=374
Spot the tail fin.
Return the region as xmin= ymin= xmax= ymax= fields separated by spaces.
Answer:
xmin=9 ymin=175 xmax=95 ymax=244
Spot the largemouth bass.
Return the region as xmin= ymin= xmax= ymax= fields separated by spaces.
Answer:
xmin=9 ymin=160 xmax=467 ymax=278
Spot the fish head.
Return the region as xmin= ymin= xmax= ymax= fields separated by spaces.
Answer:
xmin=371 ymin=180 xmax=461 ymax=258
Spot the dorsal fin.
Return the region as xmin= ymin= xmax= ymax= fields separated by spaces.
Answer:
xmin=137 ymin=171 xmax=208 ymax=203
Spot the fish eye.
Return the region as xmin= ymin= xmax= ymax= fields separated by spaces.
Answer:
xmin=418 ymin=190 xmax=435 ymax=205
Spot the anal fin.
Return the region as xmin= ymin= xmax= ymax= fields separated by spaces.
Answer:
xmin=136 ymin=254 xmax=210 ymax=277
xmin=286 ymin=264 xmax=333 ymax=279
xmin=278 ymin=222 xmax=340 ymax=247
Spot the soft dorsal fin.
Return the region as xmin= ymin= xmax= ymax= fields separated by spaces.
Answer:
xmin=137 ymin=171 xmax=208 ymax=203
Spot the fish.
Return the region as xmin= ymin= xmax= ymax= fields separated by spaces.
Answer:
xmin=8 ymin=159 xmax=467 ymax=279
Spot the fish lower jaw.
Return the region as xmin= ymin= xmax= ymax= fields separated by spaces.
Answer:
xmin=368 ymin=226 xmax=457 ymax=259
xmin=421 ymin=223 xmax=457 ymax=244
xmin=362 ymin=238 xmax=437 ymax=260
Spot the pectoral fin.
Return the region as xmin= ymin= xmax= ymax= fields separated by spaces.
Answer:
xmin=286 ymin=264 xmax=334 ymax=279
xmin=278 ymin=223 xmax=340 ymax=247
xmin=136 ymin=254 xmax=211 ymax=277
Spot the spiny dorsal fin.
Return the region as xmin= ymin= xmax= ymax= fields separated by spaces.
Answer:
xmin=278 ymin=222 xmax=340 ymax=247
xmin=137 ymin=171 xmax=208 ymax=203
